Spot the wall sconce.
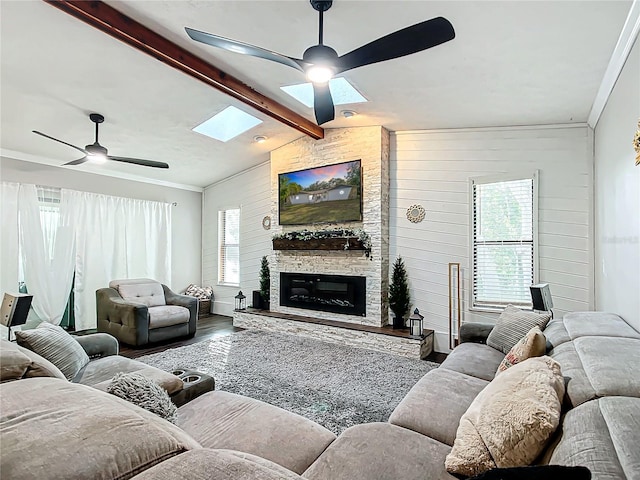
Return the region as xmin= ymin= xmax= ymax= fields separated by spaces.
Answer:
xmin=234 ymin=291 xmax=246 ymax=311
xmin=408 ymin=308 xmax=424 ymax=339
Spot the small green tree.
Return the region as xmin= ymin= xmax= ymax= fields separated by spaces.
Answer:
xmin=389 ymin=256 xmax=411 ymax=328
xmin=259 ymin=255 xmax=270 ymax=303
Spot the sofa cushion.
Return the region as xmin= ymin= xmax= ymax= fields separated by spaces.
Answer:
xmin=445 ymin=356 xmax=565 ymax=477
xmin=304 ymin=422 xmax=456 ymax=480
xmin=550 ymin=336 xmax=640 ymax=407
xmin=496 ymin=326 xmax=546 ymax=374
xmin=486 ymin=306 xmax=551 ymax=354
xmin=0 ymin=339 xmax=32 ymax=381
xmin=545 ymin=312 xmax=640 ymax=350
xmin=148 ymin=305 xmax=190 ymax=329
xmin=389 ymin=367 xmax=489 ymax=446
xmin=15 ymin=322 xmax=90 ymax=380
xmin=131 ymin=449 xmax=304 ymax=480
xmin=118 ymin=282 xmax=166 ymax=307
xmin=440 ymin=342 xmax=505 ymax=381
xmin=177 ymin=391 xmax=336 ymax=474
xmin=546 ymin=397 xmax=640 ymax=479
xmin=0 ymin=378 xmax=201 ymax=480
xmin=74 ymin=355 xmax=184 ymax=395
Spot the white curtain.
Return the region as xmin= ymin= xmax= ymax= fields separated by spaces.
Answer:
xmin=18 ymin=185 xmax=76 ymax=325
xmin=0 ymin=182 xmax=20 ymax=295
xmin=68 ymin=190 xmax=171 ymax=331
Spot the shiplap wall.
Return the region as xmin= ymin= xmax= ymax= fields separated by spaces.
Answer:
xmin=202 ymin=161 xmax=272 ymax=316
xmin=390 ymin=125 xmax=594 ymax=351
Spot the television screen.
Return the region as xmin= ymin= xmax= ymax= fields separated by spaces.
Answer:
xmin=278 ymin=160 xmax=362 ymax=225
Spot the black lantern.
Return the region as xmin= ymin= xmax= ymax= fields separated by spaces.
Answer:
xmin=409 ymin=308 xmax=424 ymax=339
xmin=234 ymin=291 xmax=246 ymax=311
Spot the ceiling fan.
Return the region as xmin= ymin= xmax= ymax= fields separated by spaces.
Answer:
xmin=32 ymin=113 xmax=169 ymax=169
xmin=185 ymin=0 xmax=455 ymax=125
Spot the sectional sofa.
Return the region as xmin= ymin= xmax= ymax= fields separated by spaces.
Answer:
xmin=1 ymin=311 xmax=638 ymax=479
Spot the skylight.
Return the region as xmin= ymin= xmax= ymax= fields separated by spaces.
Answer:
xmin=280 ymin=78 xmax=367 ymax=108
xmin=192 ymin=106 xmax=262 ymax=142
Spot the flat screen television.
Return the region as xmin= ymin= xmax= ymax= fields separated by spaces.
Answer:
xmin=278 ymin=159 xmax=362 ymax=226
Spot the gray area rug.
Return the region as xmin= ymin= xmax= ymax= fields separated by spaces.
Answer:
xmin=137 ymin=330 xmax=438 ymax=434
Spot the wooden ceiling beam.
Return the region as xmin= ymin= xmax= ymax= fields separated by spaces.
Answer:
xmin=44 ymin=0 xmax=324 ymax=140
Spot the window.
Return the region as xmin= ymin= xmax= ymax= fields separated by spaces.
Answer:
xmin=470 ymin=172 xmax=538 ymax=311
xmin=218 ymin=208 xmax=240 ymax=286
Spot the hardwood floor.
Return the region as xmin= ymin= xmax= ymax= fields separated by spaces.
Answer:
xmin=119 ymin=315 xmax=242 ymax=359
xmin=118 ymin=314 xmax=447 ymax=363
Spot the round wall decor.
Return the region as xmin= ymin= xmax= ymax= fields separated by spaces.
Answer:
xmin=262 ymin=215 xmax=272 ymax=230
xmin=406 ymin=204 xmax=426 ymax=223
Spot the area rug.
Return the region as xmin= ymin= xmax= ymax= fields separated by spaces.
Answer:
xmin=137 ymin=330 xmax=438 ymax=434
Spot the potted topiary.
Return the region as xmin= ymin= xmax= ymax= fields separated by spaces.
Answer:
xmin=259 ymin=255 xmax=270 ymax=310
xmin=389 ymin=256 xmax=411 ymax=329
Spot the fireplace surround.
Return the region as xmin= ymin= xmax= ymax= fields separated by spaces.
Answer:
xmin=280 ymin=272 xmax=366 ymax=317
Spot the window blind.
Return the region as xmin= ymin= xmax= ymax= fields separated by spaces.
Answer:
xmin=472 ymin=177 xmax=535 ymax=310
xmin=219 ymin=209 xmax=240 ymax=286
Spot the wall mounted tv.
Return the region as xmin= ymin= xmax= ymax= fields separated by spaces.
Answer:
xmin=278 ymin=160 xmax=362 ymax=226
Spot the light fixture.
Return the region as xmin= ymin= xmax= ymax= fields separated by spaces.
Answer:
xmin=234 ymin=291 xmax=247 ymax=311
xmin=409 ymin=308 xmax=425 ymax=339
xmin=253 ymin=135 xmax=267 ymax=144
xmin=88 ymin=153 xmax=107 ymax=164
xmin=341 ymin=110 xmax=357 ymax=118
xmin=306 ymin=65 xmax=334 ymax=84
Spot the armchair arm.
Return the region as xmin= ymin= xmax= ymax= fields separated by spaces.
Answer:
xmin=96 ymin=288 xmax=149 ymax=346
xmin=459 ymin=322 xmax=495 ymax=344
xmin=162 ymin=285 xmax=198 ymax=336
xmin=74 ymin=333 xmax=119 ymax=359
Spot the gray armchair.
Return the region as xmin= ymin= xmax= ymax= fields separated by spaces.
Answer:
xmin=96 ymin=278 xmax=198 ymax=346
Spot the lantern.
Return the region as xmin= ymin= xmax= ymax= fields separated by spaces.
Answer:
xmin=409 ymin=308 xmax=424 ymax=339
xmin=234 ymin=291 xmax=246 ymax=311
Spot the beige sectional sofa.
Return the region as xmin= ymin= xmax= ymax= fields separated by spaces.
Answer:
xmin=1 ymin=311 xmax=639 ymax=479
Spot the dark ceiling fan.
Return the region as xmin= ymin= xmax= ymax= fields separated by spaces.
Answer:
xmin=32 ymin=113 xmax=169 ymax=169
xmin=185 ymin=0 xmax=455 ymax=125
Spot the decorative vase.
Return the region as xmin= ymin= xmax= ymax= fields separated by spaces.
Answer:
xmin=393 ymin=315 xmax=405 ymax=329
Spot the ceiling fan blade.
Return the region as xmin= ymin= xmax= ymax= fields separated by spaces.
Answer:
xmin=335 ymin=17 xmax=455 ymax=73
xmin=313 ymin=82 xmax=335 ymax=125
xmin=108 ymin=156 xmax=169 ymax=169
xmin=63 ymin=157 xmax=88 ymax=166
xmin=32 ymin=130 xmax=88 ymax=155
xmin=185 ymin=27 xmax=306 ymax=72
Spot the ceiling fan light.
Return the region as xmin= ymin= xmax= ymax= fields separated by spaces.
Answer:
xmin=306 ymin=65 xmax=334 ymax=84
xmin=88 ymin=153 xmax=107 ymax=164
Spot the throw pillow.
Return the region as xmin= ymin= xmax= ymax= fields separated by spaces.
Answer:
xmin=487 ymin=305 xmax=552 ymax=354
xmin=469 ymin=465 xmax=591 ymax=480
xmin=0 ymin=339 xmax=32 ymax=381
xmin=15 ymin=322 xmax=90 ymax=380
xmin=496 ymin=326 xmax=546 ymax=374
xmin=107 ymin=372 xmax=178 ymax=424
xmin=445 ymin=356 xmax=565 ymax=477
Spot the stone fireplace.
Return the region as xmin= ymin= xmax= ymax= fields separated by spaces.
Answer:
xmin=280 ymin=272 xmax=366 ymax=317
xmin=270 ymin=126 xmax=391 ymax=327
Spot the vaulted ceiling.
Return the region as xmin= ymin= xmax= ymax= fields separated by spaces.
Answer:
xmin=0 ymin=1 xmax=632 ymax=189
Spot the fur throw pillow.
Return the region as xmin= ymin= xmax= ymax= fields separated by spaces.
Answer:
xmin=107 ymin=372 xmax=177 ymax=424
xmin=445 ymin=356 xmax=565 ymax=477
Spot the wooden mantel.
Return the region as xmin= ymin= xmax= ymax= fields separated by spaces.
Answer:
xmin=43 ymin=0 xmax=324 ymax=140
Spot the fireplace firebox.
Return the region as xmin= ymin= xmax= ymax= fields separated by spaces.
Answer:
xmin=280 ymin=272 xmax=366 ymax=316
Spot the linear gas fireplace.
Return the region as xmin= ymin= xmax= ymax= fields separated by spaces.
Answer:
xmin=280 ymin=272 xmax=366 ymax=317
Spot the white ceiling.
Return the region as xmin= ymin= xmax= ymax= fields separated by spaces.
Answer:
xmin=0 ymin=0 xmax=632 ymax=189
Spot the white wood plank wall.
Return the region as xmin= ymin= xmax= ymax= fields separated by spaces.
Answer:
xmin=390 ymin=126 xmax=594 ymax=352
xmin=202 ymin=161 xmax=272 ymax=316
